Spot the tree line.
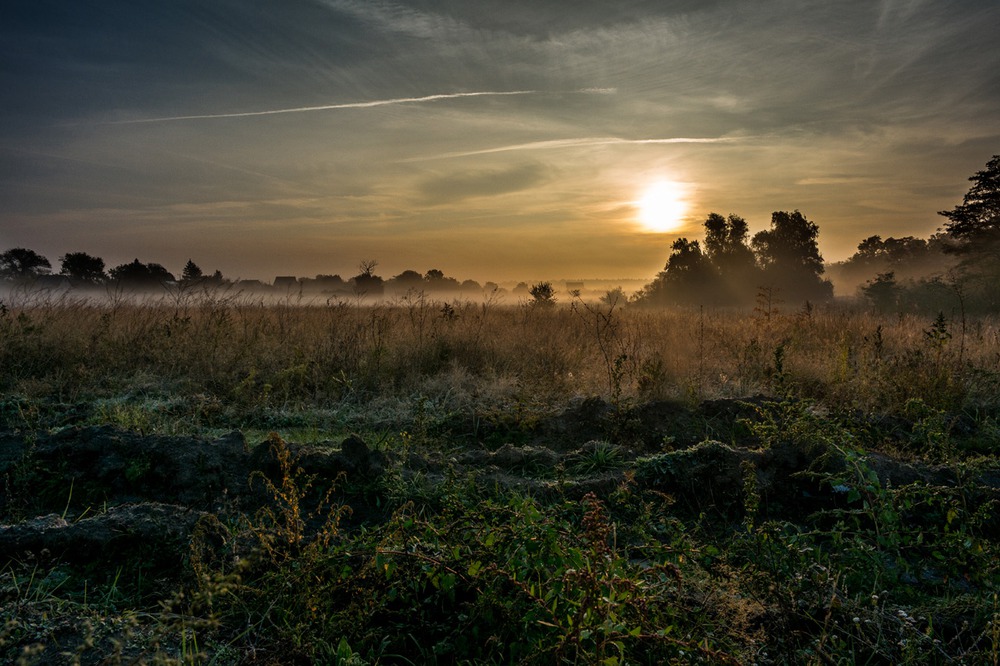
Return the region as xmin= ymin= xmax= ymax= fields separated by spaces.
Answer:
xmin=0 ymin=252 xmax=225 ymax=289
xmin=843 ymin=154 xmax=1000 ymax=314
xmin=0 ymin=250 xmax=494 ymax=296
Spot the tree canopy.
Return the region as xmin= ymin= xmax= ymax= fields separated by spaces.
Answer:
xmin=109 ymin=259 xmax=176 ymax=287
xmin=751 ymin=210 xmax=832 ymax=303
xmin=529 ymin=281 xmax=556 ymax=307
xmin=939 ymin=154 xmax=1000 ymax=251
xmin=0 ymin=248 xmax=51 ymax=279
xmin=60 ymin=252 xmax=106 ymax=283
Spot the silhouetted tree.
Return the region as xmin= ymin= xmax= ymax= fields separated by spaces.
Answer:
xmin=861 ymin=271 xmax=899 ymax=313
xmin=529 ymin=281 xmax=556 ymax=307
xmin=147 ymin=263 xmax=175 ymax=283
xmin=351 ymin=259 xmax=384 ymax=296
xmin=460 ymin=279 xmax=482 ymax=292
xmin=665 ymin=238 xmax=710 ymax=276
xmin=702 ymin=212 xmax=758 ymax=304
xmin=939 ymin=154 xmax=1000 ymax=252
xmin=315 ymin=274 xmax=346 ymax=290
xmin=109 ymin=259 xmax=176 ymax=288
xmin=635 ymin=238 xmax=718 ymax=306
xmin=752 ymin=210 xmax=832 ymax=303
xmin=425 ymin=268 xmax=459 ymax=291
xmin=704 ymin=213 xmax=754 ymax=271
xmin=390 ymin=270 xmax=424 ymax=291
xmin=853 ymin=235 xmax=936 ymax=267
xmin=936 ymin=154 xmax=1000 ymax=311
xmin=60 ymin=252 xmax=106 ymax=284
xmin=601 ymin=286 xmax=627 ymax=307
xmin=0 ymin=248 xmax=51 ymax=279
xmin=828 ymin=233 xmax=955 ymax=296
xmin=181 ymin=259 xmax=203 ymax=283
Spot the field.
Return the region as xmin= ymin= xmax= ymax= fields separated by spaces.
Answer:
xmin=2 ymin=288 xmax=1000 ymax=664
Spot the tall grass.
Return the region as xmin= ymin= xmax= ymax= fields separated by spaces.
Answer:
xmin=2 ymin=290 xmax=999 ymax=434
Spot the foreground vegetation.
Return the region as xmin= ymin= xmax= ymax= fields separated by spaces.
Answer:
xmin=2 ymin=290 xmax=1000 ymax=664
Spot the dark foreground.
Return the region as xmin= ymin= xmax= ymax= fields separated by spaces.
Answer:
xmin=2 ymin=396 xmax=999 ymax=665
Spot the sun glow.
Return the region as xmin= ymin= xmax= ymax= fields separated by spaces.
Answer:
xmin=636 ymin=180 xmax=688 ymax=233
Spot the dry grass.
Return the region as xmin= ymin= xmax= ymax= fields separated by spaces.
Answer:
xmin=2 ymin=288 xmax=999 ymax=432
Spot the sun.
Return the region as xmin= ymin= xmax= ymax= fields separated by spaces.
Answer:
xmin=636 ymin=180 xmax=688 ymax=233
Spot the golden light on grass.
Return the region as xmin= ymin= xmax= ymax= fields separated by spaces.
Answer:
xmin=636 ymin=180 xmax=689 ymax=233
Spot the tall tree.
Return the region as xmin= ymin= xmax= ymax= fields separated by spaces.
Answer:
xmin=60 ymin=252 xmax=106 ymax=283
xmin=752 ymin=210 xmax=832 ymax=303
xmin=0 ymin=247 xmax=51 ymax=279
xmin=181 ymin=259 xmax=203 ymax=282
xmin=939 ymin=154 xmax=1000 ymax=251
xmin=702 ymin=212 xmax=758 ymax=304
xmin=664 ymin=238 xmax=710 ymax=276
xmin=704 ymin=213 xmax=753 ymax=269
xmin=752 ymin=211 xmax=824 ymax=274
xmin=937 ymin=154 xmax=1000 ymax=311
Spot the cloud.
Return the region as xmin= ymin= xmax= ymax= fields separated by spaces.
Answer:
xmin=796 ymin=176 xmax=871 ymax=186
xmin=318 ymin=0 xmax=472 ymax=41
xmin=407 ymin=136 xmax=744 ymax=162
xmin=80 ymin=90 xmax=544 ymax=125
xmin=419 ymin=163 xmax=549 ymax=204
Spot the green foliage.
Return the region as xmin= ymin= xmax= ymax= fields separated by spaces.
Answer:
xmin=725 ymin=407 xmax=1000 ymax=663
xmin=565 ymin=441 xmax=625 ymax=475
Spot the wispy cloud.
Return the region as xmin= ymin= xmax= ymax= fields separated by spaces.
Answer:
xmin=796 ymin=176 xmax=871 ymax=186
xmin=318 ymin=0 xmax=469 ymax=41
xmin=79 ymin=91 xmax=542 ymax=126
xmin=406 ymin=136 xmax=743 ymax=162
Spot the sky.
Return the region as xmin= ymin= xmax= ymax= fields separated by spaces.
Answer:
xmin=2 ymin=0 xmax=999 ymax=284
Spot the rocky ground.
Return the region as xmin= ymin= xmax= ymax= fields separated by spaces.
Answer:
xmin=2 ymin=397 xmax=999 ymax=663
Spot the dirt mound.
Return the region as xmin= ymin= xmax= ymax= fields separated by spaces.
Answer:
xmin=4 ymin=405 xmax=1000 ymax=592
xmin=1 ymin=425 xmax=251 ymax=514
xmin=539 ymin=396 xmax=772 ymax=449
xmin=0 ymin=503 xmax=206 ymax=571
xmin=0 ymin=427 xmax=392 ymax=518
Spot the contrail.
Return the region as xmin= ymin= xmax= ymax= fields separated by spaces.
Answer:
xmin=405 ymin=136 xmax=741 ymax=161
xmin=90 ymin=90 xmax=541 ymax=125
